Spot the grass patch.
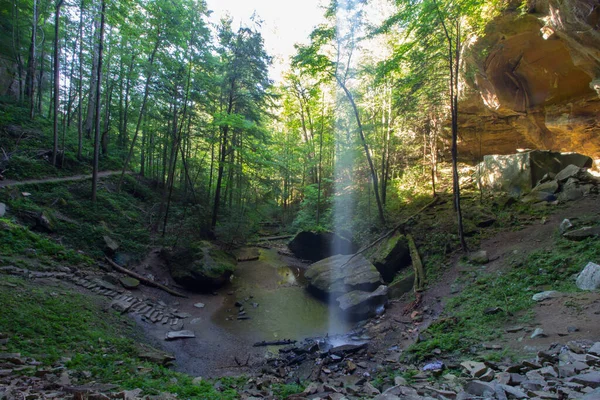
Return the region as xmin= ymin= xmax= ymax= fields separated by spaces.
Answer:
xmin=0 ymin=175 xmax=157 ymax=260
xmin=0 ymin=275 xmax=247 ymax=398
xmin=409 ymin=237 xmax=600 ymax=359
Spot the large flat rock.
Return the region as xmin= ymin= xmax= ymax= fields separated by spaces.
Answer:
xmin=304 ymin=254 xmax=383 ymax=298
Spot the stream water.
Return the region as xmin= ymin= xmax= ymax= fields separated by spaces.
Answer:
xmin=213 ymin=248 xmax=351 ymax=341
xmin=140 ymin=247 xmax=353 ymax=377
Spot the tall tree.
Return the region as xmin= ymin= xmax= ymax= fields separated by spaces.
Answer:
xmin=91 ymin=0 xmax=105 ymax=202
xmin=51 ymin=0 xmax=64 ymax=167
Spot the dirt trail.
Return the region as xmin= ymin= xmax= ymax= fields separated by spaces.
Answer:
xmin=0 ymin=170 xmax=128 ymax=188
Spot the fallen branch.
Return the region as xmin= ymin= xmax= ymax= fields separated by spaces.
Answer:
xmin=339 ymin=196 xmax=442 ymax=268
xmin=253 ymin=339 xmax=296 ymax=347
xmin=256 ymin=235 xmax=293 ymax=241
xmin=104 ymin=256 xmax=188 ymax=298
xmin=407 ymin=233 xmax=425 ymax=292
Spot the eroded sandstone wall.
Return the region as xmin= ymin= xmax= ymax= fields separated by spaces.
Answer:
xmin=458 ymin=0 xmax=600 ymax=161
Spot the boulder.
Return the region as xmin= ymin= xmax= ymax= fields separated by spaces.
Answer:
xmin=531 ymin=180 xmax=559 ymax=194
xmin=162 ymin=242 xmax=236 ymax=291
xmin=304 ymin=254 xmax=383 ymax=298
xmin=288 ymin=231 xmax=356 ymax=262
xmin=555 ymin=164 xmax=584 ymax=182
xmin=388 ymin=273 xmax=415 ymax=299
xmin=103 ymin=235 xmax=119 ymax=254
xmin=576 ymin=262 xmax=600 ymax=291
xmin=563 ymin=226 xmax=600 ymax=241
xmin=364 ymin=231 xmax=411 ymax=282
xmin=336 ymin=285 xmax=388 ymax=318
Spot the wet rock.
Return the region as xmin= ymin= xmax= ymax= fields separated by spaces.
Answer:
xmin=162 ymin=242 xmax=236 ymax=291
xmin=468 ymin=250 xmax=489 ymax=264
xmin=165 ymin=330 xmax=195 ymax=340
xmin=119 ymin=277 xmax=139 ymax=289
xmin=364 ymin=231 xmax=411 ymax=282
xmin=193 ymin=303 xmax=205 ymax=308
xmin=288 ymin=231 xmax=357 ymax=262
xmin=563 ymin=226 xmax=600 ymax=241
xmin=305 ymin=254 xmax=383 ymax=298
xmin=335 ymin=285 xmax=388 ymax=318
xmin=576 ymin=262 xmax=600 ymax=291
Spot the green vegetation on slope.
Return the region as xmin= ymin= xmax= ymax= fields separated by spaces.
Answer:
xmin=409 ymin=236 xmax=600 ymax=359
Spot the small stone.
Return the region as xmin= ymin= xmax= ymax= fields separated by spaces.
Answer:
xmin=532 ymin=290 xmax=560 ymax=301
xmin=468 ymin=250 xmax=489 ymax=264
xmin=461 ymin=361 xmax=488 ymax=378
xmin=589 ymin=342 xmax=600 ymax=357
xmin=576 ymin=262 xmax=600 ymax=290
xmin=559 ymin=218 xmax=573 ymax=233
xmin=119 ymin=277 xmax=140 ymax=289
xmin=567 ymin=326 xmax=579 ymax=333
xmin=394 ymin=376 xmax=407 ymax=386
xmin=192 ymin=376 xmax=202 ymax=385
xmin=531 ymin=328 xmax=546 ymax=339
xmin=506 ymin=326 xmax=524 ymax=333
xmin=165 ymin=330 xmax=195 ymax=340
xmin=572 ymin=371 xmax=600 ymax=388
xmin=499 ymin=384 xmax=528 ymax=399
xmin=193 ymin=303 xmax=205 ymax=309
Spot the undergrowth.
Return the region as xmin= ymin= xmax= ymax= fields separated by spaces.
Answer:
xmin=0 ymin=275 xmax=248 ymax=398
xmin=409 ymin=237 xmax=600 ymax=359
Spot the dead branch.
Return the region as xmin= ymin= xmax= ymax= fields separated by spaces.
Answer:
xmin=104 ymin=256 xmax=188 ymax=298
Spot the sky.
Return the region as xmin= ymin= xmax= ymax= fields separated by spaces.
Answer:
xmin=204 ymin=0 xmax=327 ymax=82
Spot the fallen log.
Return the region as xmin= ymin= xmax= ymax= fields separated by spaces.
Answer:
xmin=257 ymin=235 xmax=293 ymax=241
xmin=407 ymin=233 xmax=425 ymax=292
xmin=253 ymin=339 xmax=296 ymax=347
xmin=104 ymin=256 xmax=188 ymax=298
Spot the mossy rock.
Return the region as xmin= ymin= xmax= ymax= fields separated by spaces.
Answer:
xmin=288 ymin=231 xmax=357 ymax=262
xmin=162 ymin=241 xmax=236 ymax=292
xmin=364 ymin=231 xmax=411 ymax=282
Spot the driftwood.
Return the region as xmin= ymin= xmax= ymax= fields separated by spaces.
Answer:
xmin=340 ymin=196 xmax=442 ymax=269
xmin=252 ymin=339 xmax=296 ymax=347
xmin=104 ymin=256 xmax=188 ymax=298
xmin=407 ymin=233 xmax=425 ymax=292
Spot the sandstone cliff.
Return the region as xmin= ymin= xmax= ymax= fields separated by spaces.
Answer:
xmin=458 ymin=0 xmax=600 ymax=160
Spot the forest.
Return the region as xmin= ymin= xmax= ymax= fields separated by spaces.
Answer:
xmin=1 ymin=0 xmax=600 ymax=398
xmin=0 ymin=0 xmax=508 ymax=243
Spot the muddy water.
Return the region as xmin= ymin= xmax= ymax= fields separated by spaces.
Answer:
xmin=214 ymin=249 xmax=351 ymax=342
xmin=138 ymin=247 xmax=352 ymax=378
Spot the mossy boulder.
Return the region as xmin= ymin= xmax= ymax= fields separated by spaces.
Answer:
xmin=336 ymin=285 xmax=388 ymax=319
xmin=364 ymin=231 xmax=411 ymax=282
xmin=305 ymin=254 xmax=383 ymax=298
xmin=288 ymin=231 xmax=357 ymax=262
xmin=162 ymin=241 xmax=236 ymax=292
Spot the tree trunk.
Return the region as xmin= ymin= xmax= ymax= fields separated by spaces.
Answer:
xmin=117 ymin=35 xmax=160 ymax=192
xmin=85 ymin=9 xmax=100 ymax=139
xmin=77 ymin=0 xmax=84 ymax=159
xmin=335 ymin=75 xmax=385 ymax=225
xmin=26 ymin=0 xmax=37 ymax=118
xmin=51 ymin=0 xmax=64 ymax=167
xmin=91 ymin=0 xmax=105 ymax=202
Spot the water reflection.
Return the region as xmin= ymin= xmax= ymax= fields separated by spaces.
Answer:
xmin=213 ymin=248 xmax=351 ymax=341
